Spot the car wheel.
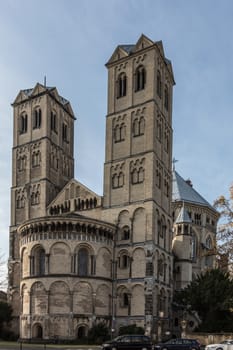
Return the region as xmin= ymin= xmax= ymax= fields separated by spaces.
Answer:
xmin=216 ymin=348 xmax=223 ymax=350
xmin=142 ymin=348 xmax=148 ymax=350
xmin=112 ymin=347 xmax=117 ymax=350
xmin=161 ymin=347 xmax=168 ymax=350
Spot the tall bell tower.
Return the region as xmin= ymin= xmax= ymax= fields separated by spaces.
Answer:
xmin=8 ymin=83 xmax=75 ymax=332
xmin=102 ymin=35 xmax=175 ymax=336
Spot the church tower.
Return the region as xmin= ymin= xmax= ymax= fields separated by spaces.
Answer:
xmin=102 ymin=35 xmax=175 ymax=336
xmin=8 ymin=83 xmax=75 ymax=331
xmin=172 ymin=205 xmax=193 ymax=289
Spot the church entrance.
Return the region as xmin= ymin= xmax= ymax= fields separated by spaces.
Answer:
xmin=32 ymin=323 xmax=43 ymax=339
xmin=77 ymin=325 xmax=87 ymax=339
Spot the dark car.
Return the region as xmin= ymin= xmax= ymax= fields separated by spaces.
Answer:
xmin=154 ymin=338 xmax=201 ymax=350
xmin=101 ymin=334 xmax=153 ymax=350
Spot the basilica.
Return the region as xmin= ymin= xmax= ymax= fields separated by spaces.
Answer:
xmin=8 ymin=34 xmax=219 ymax=341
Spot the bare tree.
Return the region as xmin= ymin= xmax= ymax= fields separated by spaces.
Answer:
xmin=214 ymin=184 xmax=233 ymax=268
xmin=0 ymin=250 xmax=7 ymax=290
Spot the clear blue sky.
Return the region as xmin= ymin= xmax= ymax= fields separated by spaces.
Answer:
xmin=1 ymin=0 xmax=233 ymax=263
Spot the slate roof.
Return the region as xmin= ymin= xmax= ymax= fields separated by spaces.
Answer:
xmin=175 ymin=205 xmax=192 ymax=224
xmin=119 ymin=44 xmax=135 ymax=54
xmin=172 ymin=170 xmax=214 ymax=210
xmin=22 ymin=86 xmax=69 ymax=106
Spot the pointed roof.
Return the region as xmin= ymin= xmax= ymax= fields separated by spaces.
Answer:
xmin=106 ymin=34 xmax=175 ymax=83
xmin=175 ymin=205 xmax=192 ymax=224
xmin=47 ymin=178 xmax=101 ymax=208
xmin=12 ymin=83 xmax=75 ymax=119
xmin=172 ymin=170 xmax=214 ymax=210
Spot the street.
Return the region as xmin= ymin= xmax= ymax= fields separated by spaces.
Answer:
xmin=0 ymin=343 xmax=101 ymax=350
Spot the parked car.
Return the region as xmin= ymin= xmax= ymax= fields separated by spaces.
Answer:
xmin=101 ymin=334 xmax=153 ymax=350
xmin=205 ymin=340 xmax=233 ymax=350
xmin=154 ymin=338 xmax=201 ymax=350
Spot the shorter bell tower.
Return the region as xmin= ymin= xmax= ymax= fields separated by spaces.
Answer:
xmin=172 ymin=204 xmax=193 ymax=289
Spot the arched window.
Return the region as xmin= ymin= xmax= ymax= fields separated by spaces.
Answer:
xmin=131 ymin=168 xmax=138 ymax=184
xmin=62 ymin=123 xmax=68 ymax=142
xmin=119 ymin=254 xmax=130 ymax=269
xmin=114 ymin=123 xmax=125 ymax=142
xmin=78 ymin=248 xmax=88 ymax=276
xmin=157 ymin=70 xmax=162 ymax=98
xmin=156 ymin=170 xmax=161 ymax=189
xmin=31 ymin=247 xmax=45 ymax=276
xmin=206 ymin=236 xmax=212 ymax=249
xmin=133 ymin=119 xmax=139 ymax=136
xmin=51 ymin=111 xmax=57 ymax=132
xmin=32 ymin=151 xmax=41 ymax=167
xmin=138 ymin=167 xmax=144 ymax=183
xmin=112 ymin=174 xmax=118 ymax=189
xmin=131 ymin=168 xmax=144 ymax=184
xmin=118 ymin=172 xmax=124 ymax=187
xmin=133 ymin=117 xmax=145 ymax=137
xmin=157 ymin=118 xmax=162 ymax=141
xmin=191 ymin=234 xmax=197 ymax=260
xmin=139 ymin=117 xmax=145 ymax=134
xmin=33 ymin=108 xmax=42 ymax=129
xmin=123 ymin=292 xmax=129 ymax=307
xmin=135 ymin=65 xmax=146 ymax=91
xmin=18 ymin=155 xmax=26 ymax=171
xmin=164 ymin=84 xmax=169 ymax=110
xmin=20 ymin=113 xmax=28 ymax=134
xmin=117 ymin=73 xmax=127 ymax=98
xmin=121 ymin=226 xmax=130 ymax=240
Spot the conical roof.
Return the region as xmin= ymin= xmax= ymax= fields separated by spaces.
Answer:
xmin=175 ymin=205 xmax=192 ymax=224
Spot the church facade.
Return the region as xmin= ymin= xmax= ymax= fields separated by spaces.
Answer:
xmin=8 ymin=34 xmax=218 ymax=341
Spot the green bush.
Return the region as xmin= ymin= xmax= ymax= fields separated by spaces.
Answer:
xmin=118 ymin=324 xmax=145 ymax=335
xmin=88 ymin=322 xmax=110 ymax=344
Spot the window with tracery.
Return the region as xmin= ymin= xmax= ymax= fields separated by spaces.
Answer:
xmin=135 ymin=65 xmax=146 ymax=91
xmin=31 ymin=191 xmax=40 ymax=205
xmin=112 ymin=172 xmax=124 ymax=189
xmin=114 ymin=123 xmax=126 ymax=142
xmin=117 ymin=73 xmax=127 ymax=98
xmin=131 ymin=167 xmax=144 ymax=184
xmin=31 ymin=185 xmax=40 ymax=206
xmin=133 ymin=117 xmax=145 ymax=137
xmin=32 ymin=151 xmax=41 ymax=167
xmin=16 ymin=193 xmax=25 ymax=209
xmin=17 ymin=155 xmax=27 ymax=171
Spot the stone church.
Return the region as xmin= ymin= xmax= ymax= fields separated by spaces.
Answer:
xmin=8 ymin=34 xmax=219 ymax=341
